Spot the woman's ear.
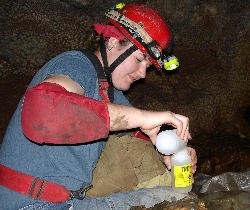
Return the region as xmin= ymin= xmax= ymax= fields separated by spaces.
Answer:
xmin=107 ymin=37 xmax=119 ymax=51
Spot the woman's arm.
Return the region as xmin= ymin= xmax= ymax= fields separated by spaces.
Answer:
xmin=22 ymin=75 xmax=191 ymax=144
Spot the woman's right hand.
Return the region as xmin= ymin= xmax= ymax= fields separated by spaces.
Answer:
xmin=140 ymin=111 xmax=191 ymax=145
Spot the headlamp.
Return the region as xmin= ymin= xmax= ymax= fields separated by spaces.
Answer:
xmin=145 ymin=41 xmax=179 ymax=71
xmin=115 ymin=3 xmax=126 ymax=10
xmin=146 ymin=40 xmax=179 ymax=71
xmin=163 ymin=55 xmax=179 ymax=70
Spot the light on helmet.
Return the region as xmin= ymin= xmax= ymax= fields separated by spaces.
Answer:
xmin=163 ymin=55 xmax=179 ymax=70
xmin=115 ymin=3 xmax=126 ymax=10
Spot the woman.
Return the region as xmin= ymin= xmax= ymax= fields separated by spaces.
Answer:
xmin=0 ymin=4 xmax=197 ymax=209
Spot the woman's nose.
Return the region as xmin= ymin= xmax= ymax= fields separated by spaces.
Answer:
xmin=138 ymin=63 xmax=147 ymax=78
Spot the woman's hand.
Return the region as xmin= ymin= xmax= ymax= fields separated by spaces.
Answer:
xmin=141 ymin=111 xmax=191 ymax=145
xmin=159 ymin=146 xmax=197 ymax=174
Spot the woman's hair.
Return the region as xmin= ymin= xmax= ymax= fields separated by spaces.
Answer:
xmin=84 ymin=30 xmax=100 ymax=52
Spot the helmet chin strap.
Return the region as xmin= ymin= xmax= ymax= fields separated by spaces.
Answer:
xmin=109 ymin=44 xmax=138 ymax=72
xmin=100 ymin=34 xmax=138 ymax=79
xmin=99 ymin=34 xmax=138 ymax=101
xmin=100 ymin=34 xmax=111 ymax=83
xmin=99 ymin=35 xmax=114 ymax=102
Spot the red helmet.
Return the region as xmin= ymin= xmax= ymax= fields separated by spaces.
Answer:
xmin=105 ymin=4 xmax=178 ymax=70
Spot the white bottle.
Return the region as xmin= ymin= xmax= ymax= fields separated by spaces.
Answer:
xmin=155 ymin=129 xmax=192 ymax=194
xmin=171 ymin=148 xmax=192 ymax=194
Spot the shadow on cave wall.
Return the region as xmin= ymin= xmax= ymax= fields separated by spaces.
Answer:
xmin=0 ymin=0 xmax=249 ymax=175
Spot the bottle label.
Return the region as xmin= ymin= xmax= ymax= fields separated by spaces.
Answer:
xmin=173 ymin=163 xmax=192 ymax=187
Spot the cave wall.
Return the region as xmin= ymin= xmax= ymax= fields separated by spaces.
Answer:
xmin=0 ymin=0 xmax=249 ymax=141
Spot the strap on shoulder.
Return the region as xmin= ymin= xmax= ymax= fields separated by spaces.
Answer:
xmin=81 ymin=49 xmax=114 ymax=102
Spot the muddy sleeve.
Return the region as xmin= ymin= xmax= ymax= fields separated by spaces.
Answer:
xmin=21 ymin=82 xmax=110 ymax=144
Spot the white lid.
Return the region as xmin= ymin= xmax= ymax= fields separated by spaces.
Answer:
xmin=155 ymin=129 xmax=186 ymax=155
xmin=171 ymin=148 xmax=190 ymax=163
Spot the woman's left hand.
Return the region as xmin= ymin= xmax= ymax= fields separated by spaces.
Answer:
xmin=159 ymin=146 xmax=197 ymax=173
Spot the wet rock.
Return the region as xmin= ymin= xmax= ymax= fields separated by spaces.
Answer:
xmin=131 ymin=191 xmax=250 ymax=210
xmin=131 ymin=171 xmax=250 ymax=210
xmin=131 ymin=197 xmax=208 ymax=210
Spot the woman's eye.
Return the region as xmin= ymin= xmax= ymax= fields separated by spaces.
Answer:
xmin=136 ymin=57 xmax=142 ymax=62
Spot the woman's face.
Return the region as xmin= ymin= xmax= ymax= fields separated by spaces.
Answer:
xmin=109 ymin=42 xmax=152 ymax=91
